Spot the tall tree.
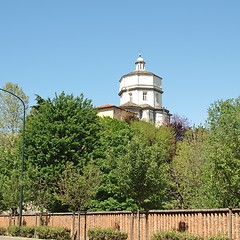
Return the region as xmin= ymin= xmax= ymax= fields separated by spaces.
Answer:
xmin=170 ymin=127 xmax=209 ymax=209
xmin=0 ymin=82 xmax=28 ymax=149
xmin=207 ymin=97 xmax=240 ymax=207
xmin=90 ymin=117 xmax=135 ymax=211
xmin=24 ymin=92 xmax=101 ymax=212
xmin=0 ymin=82 xmax=28 ymax=213
xmin=112 ymin=121 xmax=174 ymax=210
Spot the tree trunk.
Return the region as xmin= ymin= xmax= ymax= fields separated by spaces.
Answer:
xmin=137 ymin=209 xmax=140 ymax=240
xmin=145 ymin=211 xmax=149 ymax=240
xmin=130 ymin=211 xmax=134 ymax=240
xmin=72 ymin=212 xmax=76 ymax=240
xmin=77 ymin=212 xmax=80 ymax=240
xmin=84 ymin=211 xmax=87 ymax=240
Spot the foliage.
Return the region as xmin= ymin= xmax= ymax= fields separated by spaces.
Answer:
xmin=0 ymin=82 xmax=29 ymax=213
xmin=0 ymin=82 xmax=28 ymax=149
xmin=7 ymin=225 xmax=70 ymax=240
xmin=90 ymin=117 xmax=134 ymax=211
xmin=0 ymin=226 xmax=7 ymax=235
xmin=7 ymin=225 xmax=20 ymax=236
xmin=19 ymin=226 xmax=35 ymax=238
xmin=57 ymin=161 xmax=101 ymax=211
xmin=170 ymin=114 xmax=191 ymax=143
xmin=152 ymin=230 xmax=229 ymax=240
xmin=152 ymin=230 xmax=203 ymax=240
xmin=112 ymin=121 xmax=174 ymax=209
xmin=24 ymin=92 xmax=100 ymax=212
xmin=36 ymin=226 xmax=71 ymax=240
xmin=207 ymin=234 xmax=229 ymax=240
xmin=207 ymin=97 xmax=240 ymax=207
xmin=88 ymin=227 xmax=128 ymax=240
xmin=170 ymin=127 xmax=209 ymax=209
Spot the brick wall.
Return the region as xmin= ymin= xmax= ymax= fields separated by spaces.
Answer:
xmin=0 ymin=208 xmax=239 ymax=240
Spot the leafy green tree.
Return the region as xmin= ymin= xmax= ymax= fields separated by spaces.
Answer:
xmin=207 ymin=97 xmax=240 ymax=207
xmin=90 ymin=117 xmax=135 ymax=211
xmin=24 ymin=92 xmax=100 ymax=212
xmin=0 ymin=82 xmax=28 ymax=150
xmin=170 ymin=127 xmax=209 ymax=209
xmin=113 ymin=136 xmax=168 ymax=210
xmin=112 ymin=121 xmax=174 ymax=210
xmin=0 ymin=82 xmax=28 ymax=213
xmin=57 ymin=161 xmax=101 ymax=212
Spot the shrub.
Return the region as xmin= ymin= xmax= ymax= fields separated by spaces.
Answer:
xmin=152 ymin=230 xmax=204 ymax=240
xmin=7 ymin=225 xmax=70 ymax=240
xmin=152 ymin=231 xmax=229 ymax=240
xmin=19 ymin=226 xmax=35 ymax=238
xmin=0 ymin=227 xmax=7 ymax=235
xmin=7 ymin=225 xmax=20 ymax=236
xmin=208 ymin=235 xmax=229 ymax=240
xmin=35 ymin=226 xmax=71 ymax=240
xmin=88 ymin=227 xmax=128 ymax=240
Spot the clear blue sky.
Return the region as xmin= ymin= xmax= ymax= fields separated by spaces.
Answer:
xmin=0 ymin=0 xmax=239 ymax=126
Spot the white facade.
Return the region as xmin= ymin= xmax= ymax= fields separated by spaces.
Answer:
xmin=119 ymin=54 xmax=171 ymax=126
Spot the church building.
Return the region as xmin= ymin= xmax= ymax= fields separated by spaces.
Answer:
xmin=119 ymin=54 xmax=171 ymax=126
xmin=97 ymin=54 xmax=171 ymax=126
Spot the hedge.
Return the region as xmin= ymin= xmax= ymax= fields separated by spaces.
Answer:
xmin=0 ymin=227 xmax=7 ymax=235
xmin=88 ymin=227 xmax=128 ymax=240
xmin=152 ymin=230 xmax=229 ymax=240
xmin=7 ymin=225 xmax=71 ymax=240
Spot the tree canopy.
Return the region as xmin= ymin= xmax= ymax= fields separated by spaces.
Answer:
xmin=24 ymin=92 xmax=101 ymax=211
xmin=1 ymin=81 xmax=239 ymax=213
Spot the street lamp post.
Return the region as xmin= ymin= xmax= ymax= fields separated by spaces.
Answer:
xmin=0 ymin=88 xmax=25 ymax=227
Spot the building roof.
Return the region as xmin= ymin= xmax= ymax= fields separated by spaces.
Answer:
xmin=97 ymin=104 xmax=116 ymax=109
xmin=119 ymin=70 xmax=162 ymax=82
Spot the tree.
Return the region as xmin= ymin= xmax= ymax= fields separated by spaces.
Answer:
xmin=0 ymin=82 xmax=28 ymax=213
xmin=112 ymin=121 xmax=174 ymax=210
xmin=0 ymin=82 xmax=28 ymax=150
xmin=170 ymin=127 xmax=209 ymax=209
xmin=57 ymin=161 xmax=101 ymax=212
xmin=90 ymin=117 xmax=135 ymax=211
xmin=170 ymin=114 xmax=191 ymax=143
xmin=24 ymin=92 xmax=101 ymax=212
xmin=206 ymin=97 xmax=240 ymax=207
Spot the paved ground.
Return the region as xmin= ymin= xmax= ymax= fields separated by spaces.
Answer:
xmin=0 ymin=237 xmax=44 ymax=240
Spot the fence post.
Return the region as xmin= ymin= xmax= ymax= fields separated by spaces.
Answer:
xmin=228 ymin=207 xmax=232 ymax=240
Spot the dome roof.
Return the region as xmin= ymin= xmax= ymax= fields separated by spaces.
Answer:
xmin=136 ymin=53 xmax=144 ymax=62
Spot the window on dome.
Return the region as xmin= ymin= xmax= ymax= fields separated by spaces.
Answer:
xmin=156 ymin=93 xmax=159 ymax=103
xmin=143 ymin=92 xmax=147 ymax=101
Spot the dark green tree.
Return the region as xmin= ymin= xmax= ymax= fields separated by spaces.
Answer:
xmin=112 ymin=121 xmax=175 ymax=210
xmin=90 ymin=117 xmax=135 ymax=211
xmin=24 ymin=92 xmax=101 ymax=212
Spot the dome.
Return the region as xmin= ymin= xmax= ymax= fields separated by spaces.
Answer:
xmin=136 ymin=54 xmax=144 ymax=62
